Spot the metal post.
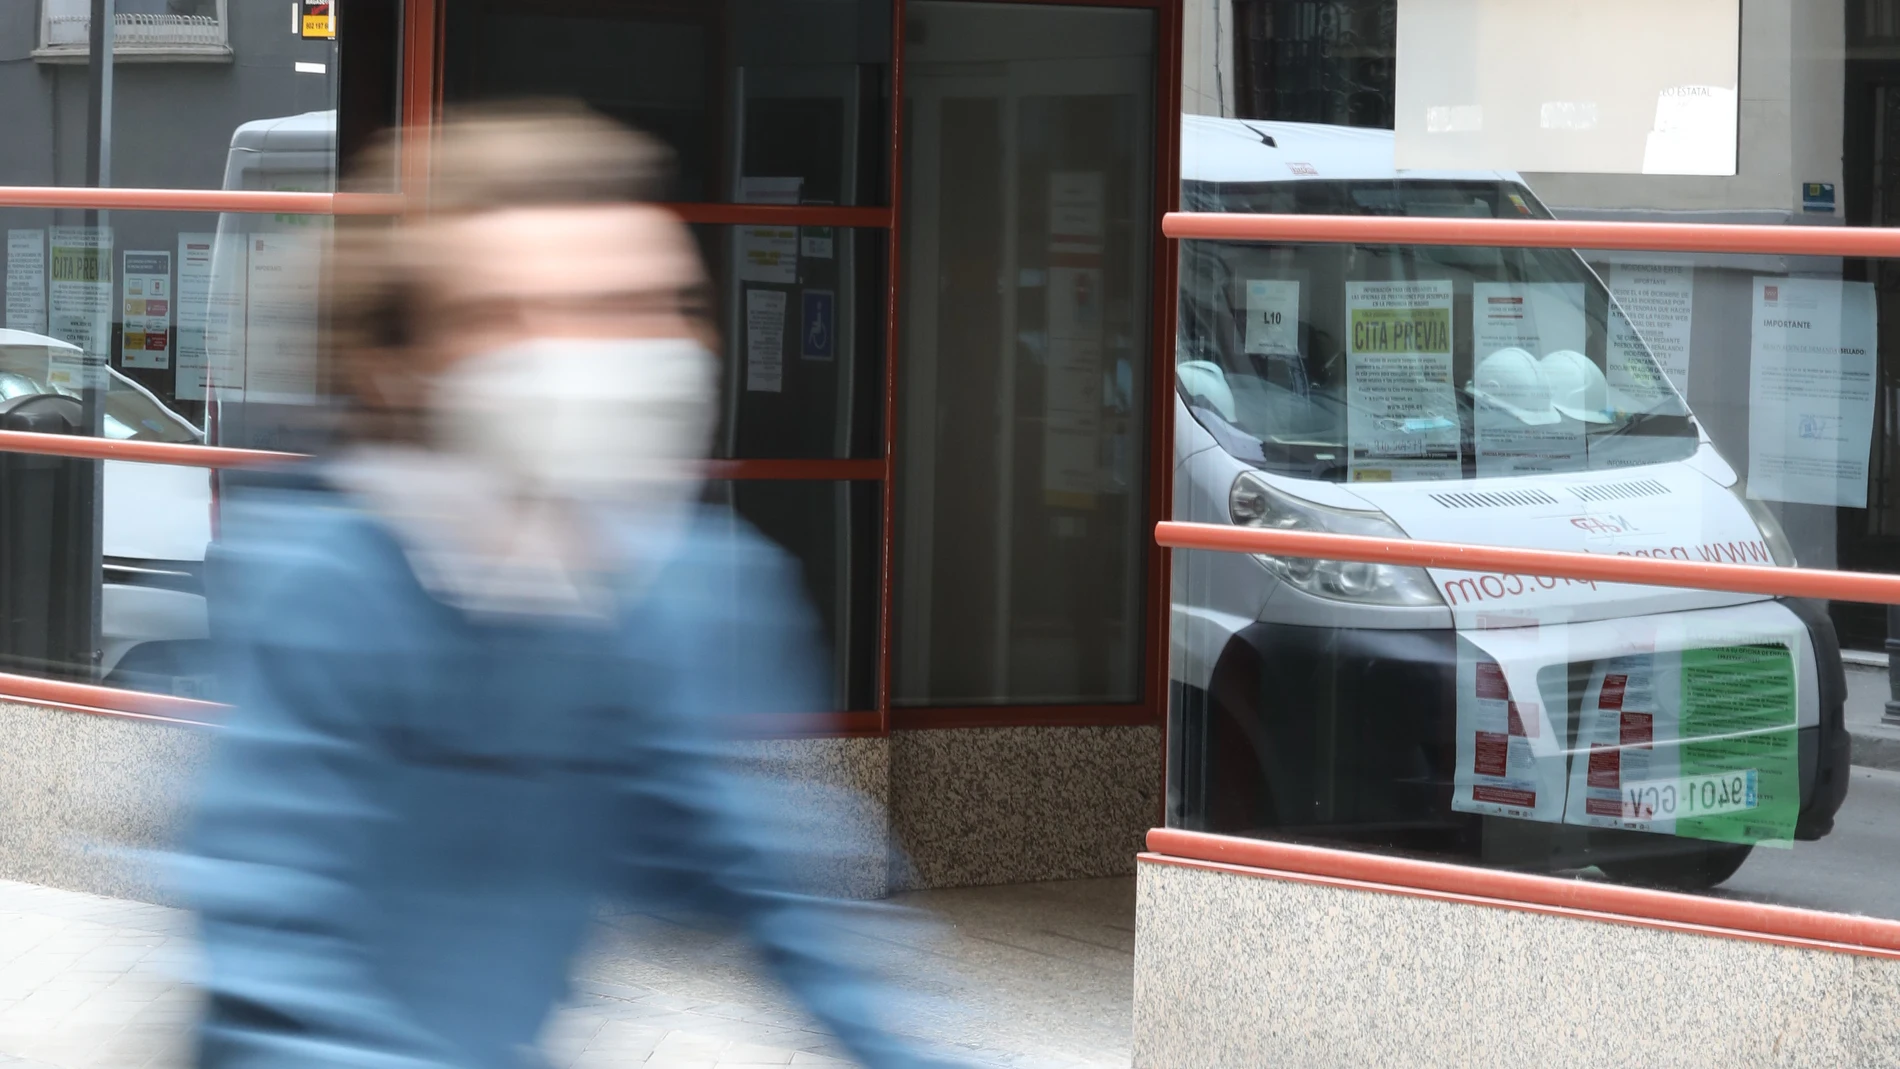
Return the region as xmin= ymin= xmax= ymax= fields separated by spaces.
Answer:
xmin=77 ymin=0 xmax=112 ymax=681
xmin=1885 ymin=605 xmax=1900 ymax=726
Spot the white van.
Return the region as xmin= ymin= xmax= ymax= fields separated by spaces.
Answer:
xmin=1170 ymin=117 xmax=1849 ymax=889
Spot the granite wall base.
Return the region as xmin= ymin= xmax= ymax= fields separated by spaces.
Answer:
xmin=1135 ymin=858 xmax=1900 ymax=1068
xmin=0 ymin=702 xmax=1162 ymax=905
xmin=0 ymin=702 xmax=210 ymax=904
xmin=889 ymin=725 xmax=1161 ymax=891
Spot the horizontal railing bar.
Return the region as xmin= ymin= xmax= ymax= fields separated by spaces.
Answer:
xmin=1163 ymin=212 xmax=1900 ymax=258
xmin=0 ymin=187 xmax=403 ymax=215
xmin=0 ymin=430 xmax=297 ymax=468
xmin=1155 ymin=521 xmax=1900 ymax=605
xmin=1145 ymin=828 xmax=1900 ymax=956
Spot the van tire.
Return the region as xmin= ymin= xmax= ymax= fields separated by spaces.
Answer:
xmin=1597 ymin=843 xmax=1754 ymax=891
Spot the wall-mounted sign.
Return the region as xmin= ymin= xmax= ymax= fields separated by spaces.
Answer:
xmin=1802 ymin=183 xmax=1837 ymax=215
xmin=300 ymin=1 xmax=333 ymax=39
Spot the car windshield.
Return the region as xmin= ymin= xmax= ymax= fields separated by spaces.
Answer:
xmin=0 ymin=348 xmax=200 ymax=444
xmin=1177 ymin=178 xmax=1696 ymax=483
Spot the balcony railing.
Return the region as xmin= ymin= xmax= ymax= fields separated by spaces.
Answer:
xmin=38 ymin=13 xmax=228 ymax=59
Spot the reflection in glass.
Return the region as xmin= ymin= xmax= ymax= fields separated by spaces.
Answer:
xmin=442 ymin=0 xmax=891 ymax=206
xmin=894 ymin=1 xmax=1156 ymax=706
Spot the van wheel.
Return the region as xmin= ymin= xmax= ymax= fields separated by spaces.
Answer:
xmin=1598 ymin=843 xmax=1754 ymax=891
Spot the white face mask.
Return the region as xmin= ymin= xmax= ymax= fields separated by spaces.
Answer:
xmin=425 ymin=336 xmax=717 ymax=511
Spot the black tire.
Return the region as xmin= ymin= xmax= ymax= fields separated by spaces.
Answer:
xmin=1598 ymin=842 xmax=1754 ymax=891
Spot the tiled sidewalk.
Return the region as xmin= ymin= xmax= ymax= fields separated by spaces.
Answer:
xmin=0 ymin=878 xmax=1134 ymax=1069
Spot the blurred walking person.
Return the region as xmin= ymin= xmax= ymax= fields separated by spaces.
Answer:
xmin=183 ymin=102 xmax=966 ymax=1069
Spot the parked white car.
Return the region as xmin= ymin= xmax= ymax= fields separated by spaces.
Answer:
xmin=0 ymin=330 xmax=212 ymax=692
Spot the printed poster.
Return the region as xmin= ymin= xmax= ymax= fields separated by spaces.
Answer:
xmin=1243 ymin=279 xmax=1299 ymax=356
xmin=120 ymin=250 xmax=172 ymax=370
xmin=202 ymin=234 xmax=249 ymax=399
xmin=1746 ymin=277 xmax=1878 ymax=508
xmin=243 ymin=233 xmax=322 ymax=403
xmin=1345 ymin=279 xmax=1459 ymax=482
xmin=47 ymin=225 xmax=112 ymax=390
xmin=6 ymin=229 xmax=46 ymax=334
xmin=1607 ymin=262 xmax=1694 ymax=397
xmin=173 ymin=233 xmax=216 ymax=400
xmin=1452 ymin=624 xmax=1571 ymax=824
xmin=745 ymin=288 xmax=786 ymax=393
xmin=1471 ymin=282 xmax=1585 ymax=358
xmin=1468 ymin=285 xmax=1585 ymax=475
xmin=1564 ymin=641 xmax=1799 ymax=846
xmin=738 ymin=176 xmax=799 ymax=285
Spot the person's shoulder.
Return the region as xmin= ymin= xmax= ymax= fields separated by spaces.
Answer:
xmin=208 ymin=464 xmax=424 ymax=644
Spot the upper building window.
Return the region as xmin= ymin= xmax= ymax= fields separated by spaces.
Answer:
xmin=35 ymin=0 xmax=232 ymax=62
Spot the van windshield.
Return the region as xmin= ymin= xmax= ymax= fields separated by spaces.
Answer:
xmin=1177 ymin=178 xmax=1696 ymax=483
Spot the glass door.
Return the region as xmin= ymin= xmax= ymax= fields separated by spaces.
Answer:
xmin=894 ymin=1 xmax=1159 ymax=708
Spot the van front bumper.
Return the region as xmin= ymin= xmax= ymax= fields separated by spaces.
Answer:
xmin=1174 ymin=597 xmax=1850 ymax=846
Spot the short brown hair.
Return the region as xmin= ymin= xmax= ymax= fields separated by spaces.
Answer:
xmin=327 ymin=100 xmax=676 ymax=443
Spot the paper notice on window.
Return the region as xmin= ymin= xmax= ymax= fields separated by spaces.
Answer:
xmin=1472 ymin=282 xmax=1585 ymax=358
xmin=1243 ymin=279 xmax=1299 ymax=356
xmin=1345 ymin=280 xmax=1459 ymax=482
xmin=1564 ymin=640 xmax=1799 ymax=846
xmin=738 ymin=177 xmax=801 ymax=284
xmin=173 ymin=233 xmax=216 ymax=400
xmin=6 ymin=230 xmax=46 ymax=333
xmin=1475 ymin=406 xmax=1583 ymax=476
xmin=1452 ymin=629 xmax=1570 ymax=824
xmin=1606 ymin=262 xmax=1694 ymax=397
xmin=203 ymin=235 xmax=249 ymax=399
xmin=243 ymin=233 xmax=322 ymax=404
xmin=47 ymin=226 xmax=113 ymax=387
xmin=119 ymin=250 xmax=172 ymax=370
xmin=1746 ymin=278 xmax=1878 ymax=508
xmin=745 ymin=288 xmax=786 ymax=393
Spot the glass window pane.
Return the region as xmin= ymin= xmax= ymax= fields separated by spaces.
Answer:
xmin=893 ymin=1 xmax=1156 ymax=707
xmin=442 ymin=0 xmax=893 ymax=206
xmin=0 ymin=2 xmax=345 ymax=189
xmin=709 ymin=479 xmax=881 ymax=713
xmin=0 ymin=210 xmax=885 ymax=461
xmin=692 ymin=225 xmax=886 ymax=460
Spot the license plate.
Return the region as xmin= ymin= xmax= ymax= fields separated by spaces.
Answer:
xmin=1620 ymin=769 xmax=1757 ymax=820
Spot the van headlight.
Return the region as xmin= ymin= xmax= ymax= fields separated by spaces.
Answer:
xmin=1735 ymin=484 xmax=1797 ymax=567
xmin=1228 ymin=471 xmax=1445 ymax=607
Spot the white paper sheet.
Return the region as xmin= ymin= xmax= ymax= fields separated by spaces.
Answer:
xmin=1243 ymin=279 xmax=1299 ymax=356
xmin=119 ymin=250 xmax=172 ymax=370
xmin=1345 ymin=279 xmax=1459 ymax=482
xmin=1471 ymin=282 xmax=1585 ymax=358
xmin=6 ymin=230 xmax=46 ymax=334
xmin=1452 ymin=624 xmax=1572 ymax=824
xmin=1607 ymin=262 xmax=1694 ymax=396
xmin=173 ymin=233 xmax=216 ymax=400
xmin=745 ymin=288 xmax=786 ymax=393
xmin=1746 ymin=277 xmax=1878 ymax=508
xmin=243 ymin=233 xmax=322 ymax=403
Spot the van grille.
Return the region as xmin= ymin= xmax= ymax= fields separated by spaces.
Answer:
xmin=1427 ymin=489 xmax=1560 ymax=509
xmin=1567 ymin=479 xmax=1670 ymax=503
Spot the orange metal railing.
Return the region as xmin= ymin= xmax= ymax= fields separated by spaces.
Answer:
xmin=1163 ymin=212 xmax=1900 ymax=257
xmin=1155 ymin=523 xmax=1900 ymax=605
